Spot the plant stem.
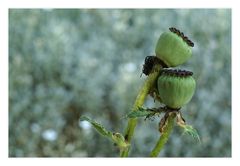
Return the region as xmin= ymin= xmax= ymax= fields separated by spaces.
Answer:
xmin=149 ymin=114 xmax=175 ymax=157
xmin=120 ymin=65 xmax=162 ymax=157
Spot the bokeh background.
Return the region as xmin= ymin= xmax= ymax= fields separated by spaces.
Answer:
xmin=9 ymin=9 xmax=231 ymax=157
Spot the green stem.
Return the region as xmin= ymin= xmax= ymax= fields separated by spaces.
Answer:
xmin=149 ymin=114 xmax=175 ymax=157
xmin=120 ymin=65 xmax=162 ymax=157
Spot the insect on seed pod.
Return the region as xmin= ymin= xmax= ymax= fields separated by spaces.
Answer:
xmin=157 ymin=69 xmax=196 ymax=109
xmin=142 ymin=56 xmax=167 ymax=76
xmin=155 ymin=27 xmax=194 ymax=67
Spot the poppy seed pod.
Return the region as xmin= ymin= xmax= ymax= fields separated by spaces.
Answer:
xmin=157 ymin=69 xmax=196 ymax=109
xmin=155 ymin=27 xmax=194 ymax=67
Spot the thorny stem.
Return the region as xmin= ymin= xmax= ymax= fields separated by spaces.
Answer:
xmin=149 ymin=114 xmax=176 ymax=157
xmin=120 ymin=64 xmax=162 ymax=157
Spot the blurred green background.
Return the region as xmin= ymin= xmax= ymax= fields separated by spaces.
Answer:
xmin=9 ymin=9 xmax=231 ymax=157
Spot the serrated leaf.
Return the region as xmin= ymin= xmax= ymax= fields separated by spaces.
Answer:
xmin=112 ymin=133 xmax=130 ymax=150
xmin=182 ymin=125 xmax=201 ymax=143
xmin=80 ymin=116 xmax=112 ymax=137
xmin=126 ymin=107 xmax=151 ymax=118
xmin=80 ymin=116 xmax=129 ymax=151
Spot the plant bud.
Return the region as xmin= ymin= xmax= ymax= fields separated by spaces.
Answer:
xmin=155 ymin=27 xmax=194 ymax=67
xmin=157 ymin=69 xmax=196 ymax=109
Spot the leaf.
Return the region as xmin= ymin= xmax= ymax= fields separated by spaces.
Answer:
xmin=80 ymin=116 xmax=112 ymax=137
xmin=181 ymin=125 xmax=201 ymax=143
xmin=126 ymin=107 xmax=152 ymax=118
xmin=175 ymin=111 xmax=200 ymax=143
xmin=80 ymin=116 xmax=129 ymax=150
xmin=112 ymin=133 xmax=130 ymax=150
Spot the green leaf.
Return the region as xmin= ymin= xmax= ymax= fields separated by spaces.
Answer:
xmin=126 ymin=107 xmax=152 ymax=118
xmin=112 ymin=133 xmax=130 ymax=150
xmin=80 ymin=116 xmax=112 ymax=137
xmin=181 ymin=125 xmax=201 ymax=143
xmin=80 ymin=116 xmax=129 ymax=151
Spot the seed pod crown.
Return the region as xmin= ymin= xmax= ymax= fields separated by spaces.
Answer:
xmin=160 ymin=69 xmax=193 ymax=77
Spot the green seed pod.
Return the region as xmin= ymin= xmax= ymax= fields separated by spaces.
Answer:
xmin=157 ymin=69 xmax=196 ymax=109
xmin=155 ymin=27 xmax=194 ymax=67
